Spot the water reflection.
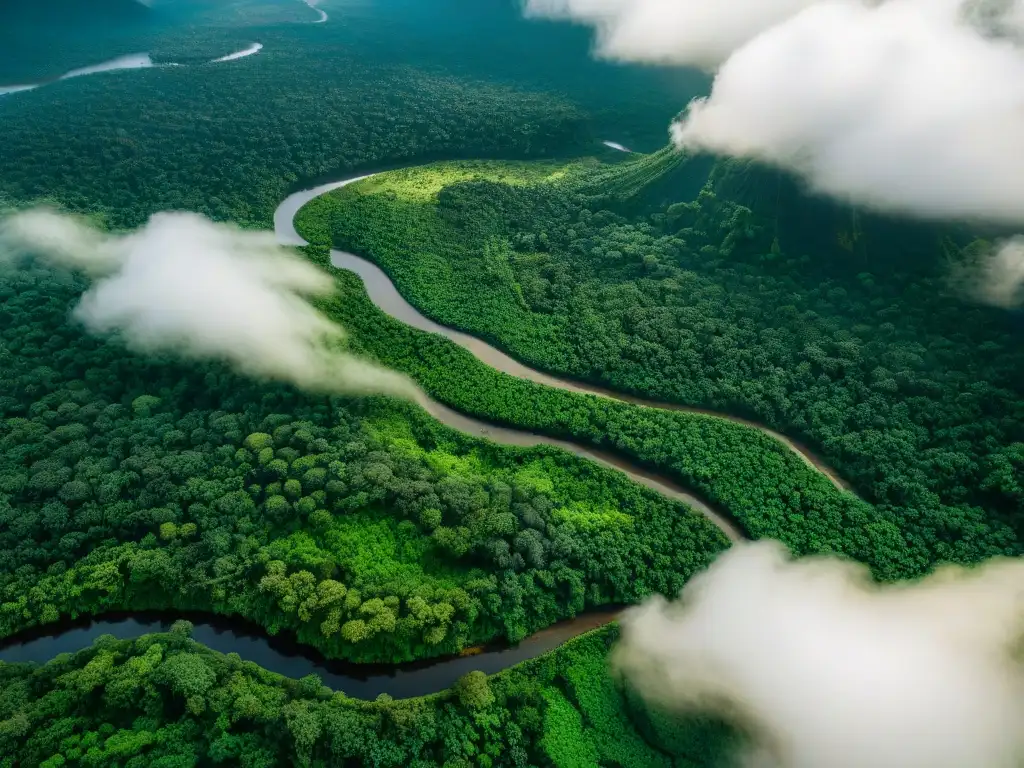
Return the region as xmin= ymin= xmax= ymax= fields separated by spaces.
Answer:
xmin=0 ymin=609 xmax=619 ymax=699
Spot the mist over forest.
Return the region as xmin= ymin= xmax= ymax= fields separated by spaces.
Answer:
xmin=1 ymin=1 xmax=1023 ymax=767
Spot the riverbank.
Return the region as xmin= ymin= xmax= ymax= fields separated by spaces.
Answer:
xmin=0 ymin=160 xmax=861 ymax=697
xmin=0 ymin=608 xmax=621 ymax=699
xmin=278 ymin=168 xmax=852 ymax=506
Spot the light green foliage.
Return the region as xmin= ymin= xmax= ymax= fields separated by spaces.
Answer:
xmin=0 ymin=625 xmax=737 ymax=767
xmin=283 ymin=478 xmax=302 ymax=499
xmin=264 ymin=494 xmax=290 ymax=518
xmin=323 ymin=511 xmax=457 ymax=588
xmin=303 ymin=467 xmax=327 ymax=489
xmin=157 ymin=652 xmax=217 ymax=698
xmin=0 ymin=259 xmax=726 ymax=663
xmin=419 ymin=507 xmax=442 ymax=531
xmin=554 ymin=502 xmax=634 ymax=533
xmin=513 ymin=464 xmax=556 ymax=496
xmin=541 ymin=688 xmax=600 ymax=768
xmin=265 ymin=459 xmax=289 ymax=479
xmin=245 ymin=433 xmax=273 ymax=452
xmin=456 ymin=671 xmax=494 ymax=710
xmin=305 ymin=155 xmax=1024 ymax=577
xmin=562 ymin=643 xmax=670 ymax=766
xmin=432 ymin=526 xmax=472 ymax=558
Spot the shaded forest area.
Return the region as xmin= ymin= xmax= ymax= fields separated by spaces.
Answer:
xmin=0 ymin=0 xmax=329 ymax=83
xmin=299 ymin=247 xmax=1004 ymax=582
xmin=0 ymin=57 xmax=584 ymax=229
xmin=0 ymin=0 xmax=155 ymax=84
xmin=0 ymin=0 xmax=704 ymax=228
xmin=0 ymin=24 xmax=585 ymax=228
xmin=300 ymin=155 xmax=1024 ymax=571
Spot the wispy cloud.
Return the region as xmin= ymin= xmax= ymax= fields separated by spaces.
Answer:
xmin=1 ymin=208 xmax=417 ymax=398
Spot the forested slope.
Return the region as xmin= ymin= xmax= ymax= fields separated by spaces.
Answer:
xmin=0 ymin=0 xmax=703 ymax=227
xmin=0 ymin=255 xmax=737 ymax=766
xmin=0 ymin=58 xmax=584 ymax=228
xmin=0 ymin=4 xmax=735 ymax=764
xmin=300 ymin=155 xmax=1024 ymax=569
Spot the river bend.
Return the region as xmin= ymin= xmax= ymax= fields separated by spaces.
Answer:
xmin=0 ymin=610 xmax=618 ymax=700
xmin=276 ymin=171 xmax=852 ymax=511
xmin=0 ymin=163 xmax=858 ymax=698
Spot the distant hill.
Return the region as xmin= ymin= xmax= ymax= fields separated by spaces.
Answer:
xmin=0 ymin=0 xmax=152 ymax=28
xmin=0 ymin=0 xmax=159 ymax=83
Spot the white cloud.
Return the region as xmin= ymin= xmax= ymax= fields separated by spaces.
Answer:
xmin=673 ymin=0 xmax=1024 ymax=225
xmin=613 ymin=541 xmax=1024 ymax=768
xmin=528 ymin=0 xmax=1024 ymax=228
xmin=952 ymin=236 xmax=1024 ymax=308
xmin=1 ymin=208 xmax=417 ymax=399
xmin=523 ymin=0 xmax=816 ymax=69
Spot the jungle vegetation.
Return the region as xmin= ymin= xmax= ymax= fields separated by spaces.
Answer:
xmin=0 ymin=624 xmax=740 ymax=768
xmin=0 ymin=2 xmax=736 ymax=764
xmin=0 ymin=0 xmax=701 ymax=228
xmin=298 ymin=155 xmax=1024 ymax=575
xmin=0 ymin=259 xmax=727 ymax=662
xmin=0 ymin=231 xmax=733 ymax=767
xmin=4 ymin=0 xmax=1024 ymax=765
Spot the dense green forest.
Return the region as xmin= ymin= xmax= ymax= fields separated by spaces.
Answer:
xmin=0 ymin=3 xmax=738 ymax=764
xmin=0 ymin=59 xmax=585 ymax=228
xmin=0 ymin=624 xmax=740 ymax=767
xmin=0 ymin=1 xmax=325 ymax=82
xmin=0 ymin=0 xmax=699 ymax=227
xmin=5 ymin=0 xmax=1024 ymax=765
xmin=297 ymin=247 xmax=1015 ymax=580
xmin=0 ymin=0 xmax=154 ymax=83
xmin=0 ymin=259 xmax=727 ymax=661
xmin=298 ymin=155 xmax=1024 ymax=572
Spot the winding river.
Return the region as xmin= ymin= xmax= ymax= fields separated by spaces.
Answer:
xmin=0 ymin=610 xmax=619 ymax=700
xmin=0 ymin=44 xmax=264 ymax=99
xmin=602 ymin=140 xmax=633 ymax=153
xmin=211 ymin=43 xmax=264 ymax=63
xmin=1 ymin=3 xmax=331 ymax=98
xmin=275 ymin=172 xmax=851 ymax=504
xmin=0 ymin=163 xmax=856 ymax=698
xmin=0 ymin=53 xmax=157 ymax=97
xmin=0 ymin=0 xmax=328 ymax=99
xmin=303 ymin=0 xmax=329 ymax=23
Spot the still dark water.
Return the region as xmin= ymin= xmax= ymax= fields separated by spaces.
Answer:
xmin=0 ymin=609 xmax=620 ymax=699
